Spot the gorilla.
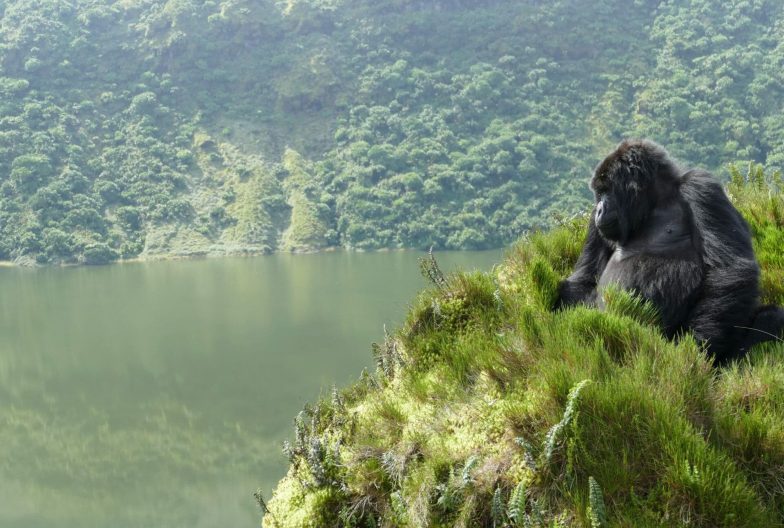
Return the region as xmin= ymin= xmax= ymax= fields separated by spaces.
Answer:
xmin=555 ymin=139 xmax=784 ymax=363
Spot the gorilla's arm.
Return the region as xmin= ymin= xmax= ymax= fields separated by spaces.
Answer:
xmin=680 ymin=170 xmax=760 ymax=361
xmin=555 ymin=214 xmax=613 ymax=309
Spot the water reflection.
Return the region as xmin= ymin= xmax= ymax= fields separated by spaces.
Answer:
xmin=0 ymin=250 xmax=501 ymax=527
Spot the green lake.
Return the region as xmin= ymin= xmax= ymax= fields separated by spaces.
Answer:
xmin=0 ymin=249 xmax=502 ymax=528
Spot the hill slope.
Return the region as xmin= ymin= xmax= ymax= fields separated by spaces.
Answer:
xmin=261 ymin=168 xmax=784 ymax=527
xmin=3 ymin=0 xmax=784 ymax=263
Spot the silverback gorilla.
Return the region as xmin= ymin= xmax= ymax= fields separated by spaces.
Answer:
xmin=555 ymin=139 xmax=784 ymax=363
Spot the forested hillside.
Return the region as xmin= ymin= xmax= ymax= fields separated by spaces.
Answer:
xmin=1 ymin=0 xmax=783 ymax=264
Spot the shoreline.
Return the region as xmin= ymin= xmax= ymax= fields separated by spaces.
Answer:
xmin=0 ymin=245 xmax=506 ymax=269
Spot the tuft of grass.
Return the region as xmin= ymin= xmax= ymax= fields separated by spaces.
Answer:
xmin=262 ymin=174 xmax=784 ymax=528
xmin=601 ymin=286 xmax=661 ymax=329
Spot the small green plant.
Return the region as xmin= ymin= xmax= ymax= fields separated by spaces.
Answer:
xmin=587 ymin=476 xmax=607 ymax=528
xmin=461 ymin=455 xmax=478 ymax=486
xmin=372 ymin=325 xmax=404 ymax=380
xmin=543 ymin=379 xmax=592 ymax=465
xmin=492 ymin=486 xmax=507 ymax=527
xmin=507 ymin=480 xmax=528 ymax=527
xmin=253 ymin=489 xmax=277 ymax=524
xmin=435 ymin=468 xmax=461 ymax=513
xmin=390 ymin=491 xmax=408 ymax=525
xmin=419 ymin=247 xmax=448 ymax=291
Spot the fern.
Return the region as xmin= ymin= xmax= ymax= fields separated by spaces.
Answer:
xmin=372 ymin=325 xmax=404 ymax=380
xmin=462 ymin=455 xmax=478 ymax=486
xmin=587 ymin=476 xmax=607 ymax=528
xmin=543 ymin=379 xmax=592 ymax=464
xmin=508 ymin=480 xmax=528 ymax=527
xmin=435 ymin=467 xmax=461 ymax=513
xmin=492 ymin=486 xmax=507 ymax=527
xmin=390 ymin=491 xmax=409 ymax=525
xmin=530 ymin=498 xmax=544 ymax=527
xmin=331 ymin=385 xmax=344 ymax=411
xmin=514 ymin=437 xmax=537 ymax=470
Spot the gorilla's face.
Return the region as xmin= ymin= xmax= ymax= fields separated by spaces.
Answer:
xmin=592 ymin=189 xmax=623 ymax=241
xmin=590 ymin=164 xmax=653 ymax=244
xmin=588 ymin=141 xmax=674 ymax=244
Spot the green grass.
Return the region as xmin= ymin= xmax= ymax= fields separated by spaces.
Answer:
xmin=262 ymin=167 xmax=784 ymax=527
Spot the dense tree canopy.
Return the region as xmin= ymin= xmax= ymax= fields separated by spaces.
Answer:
xmin=0 ymin=0 xmax=782 ymax=263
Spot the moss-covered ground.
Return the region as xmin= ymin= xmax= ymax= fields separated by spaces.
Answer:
xmin=262 ymin=166 xmax=784 ymax=527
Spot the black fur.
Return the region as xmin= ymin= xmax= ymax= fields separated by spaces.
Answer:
xmin=555 ymin=139 xmax=784 ymax=363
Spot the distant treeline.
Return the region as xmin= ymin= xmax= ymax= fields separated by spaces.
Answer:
xmin=0 ymin=0 xmax=782 ymax=263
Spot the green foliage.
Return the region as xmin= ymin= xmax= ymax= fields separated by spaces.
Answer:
xmin=529 ymin=257 xmax=561 ymax=311
xmin=727 ymin=163 xmax=784 ymax=305
xmin=3 ymin=0 xmax=784 ymax=265
xmin=492 ymin=485 xmax=507 ymax=527
xmin=601 ymin=286 xmax=661 ymax=329
xmin=280 ymin=148 xmax=333 ymax=251
xmin=418 ymin=248 xmax=448 ymax=291
xmin=588 ymin=476 xmax=607 ymax=528
xmin=82 ymin=243 xmax=119 ymax=265
xmin=507 ymin=480 xmax=528 ymax=527
xmin=542 ymin=379 xmax=591 ymax=466
xmin=263 ymin=178 xmax=784 ymax=528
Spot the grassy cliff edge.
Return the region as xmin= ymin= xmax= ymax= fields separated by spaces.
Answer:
xmin=261 ymin=166 xmax=784 ymax=527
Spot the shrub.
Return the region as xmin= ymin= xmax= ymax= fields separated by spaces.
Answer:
xmin=82 ymin=243 xmax=119 ymax=265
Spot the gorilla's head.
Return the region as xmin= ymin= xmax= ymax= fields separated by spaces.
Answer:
xmin=590 ymin=139 xmax=680 ymax=244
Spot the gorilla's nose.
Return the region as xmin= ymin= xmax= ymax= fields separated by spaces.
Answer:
xmin=596 ymin=201 xmax=604 ymax=222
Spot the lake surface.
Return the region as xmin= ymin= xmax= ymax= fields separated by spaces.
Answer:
xmin=0 ymin=250 xmax=502 ymax=528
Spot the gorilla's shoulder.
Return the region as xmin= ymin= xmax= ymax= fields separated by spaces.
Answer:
xmin=680 ymin=168 xmax=754 ymax=265
xmin=679 ymin=168 xmax=722 ymax=190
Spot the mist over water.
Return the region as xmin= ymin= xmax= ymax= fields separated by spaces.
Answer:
xmin=0 ymin=250 xmax=501 ymax=528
